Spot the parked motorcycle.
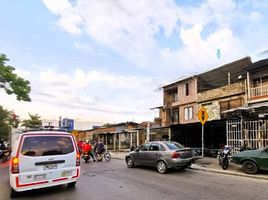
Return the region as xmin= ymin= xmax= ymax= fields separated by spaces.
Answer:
xmin=218 ymin=145 xmax=232 ymax=170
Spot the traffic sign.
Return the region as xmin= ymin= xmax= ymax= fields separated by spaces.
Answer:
xmin=198 ymin=107 xmax=208 ymax=125
xmin=71 ymin=130 xmax=78 ymax=137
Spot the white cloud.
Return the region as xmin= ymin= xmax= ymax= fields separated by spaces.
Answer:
xmin=42 ymin=0 xmax=266 ymax=76
xmin=43 ymin=0 xmax=82 ymax=34
xmin=2 ymin=67 xmax=160 ymax=123
xmin=43 ymin=0 xmax=179 ymax=68
xmin=249 ymin=11 xmax=261 ymax=22
xmin=38 ymin=0 xmax=268 ymax=122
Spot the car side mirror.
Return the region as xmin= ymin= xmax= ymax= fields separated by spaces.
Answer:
xmin=135 ymin=148 xmax=139 ymax=152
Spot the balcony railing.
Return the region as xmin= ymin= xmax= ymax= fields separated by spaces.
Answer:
xmin=250 ymin=84 xmax=268 ymax=98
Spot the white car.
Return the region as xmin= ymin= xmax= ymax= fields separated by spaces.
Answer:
xmin=9 ymin=131 xmax=80 ymax=197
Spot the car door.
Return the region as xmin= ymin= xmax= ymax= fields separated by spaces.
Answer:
xmin=145 ymin=143 xmax=161 ymax=167
xmin=132 ymin=143 xmax=150 ymax=166
xmin=259 ymin=147 xmax=268 ymax=170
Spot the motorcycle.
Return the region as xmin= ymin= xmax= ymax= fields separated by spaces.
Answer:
xmin=83 ymin=151 xmax=90 ymax=163
xmin=0 ymin=148 xmax=11 ymax=163
xmin=78 ymin=147 xmax=83 ymax=155
xmin=95 ymin=150 xmax=111 ymax=162
xmin=218 ymin=145 xmax=232 ymax=170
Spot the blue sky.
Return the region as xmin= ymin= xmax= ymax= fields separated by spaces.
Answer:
xmin=1 ymin=0 xmax=268 ymax=126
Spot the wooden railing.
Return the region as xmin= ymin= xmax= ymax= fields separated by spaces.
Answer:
xmin=250 ymin=84 xmax=268 ymax=98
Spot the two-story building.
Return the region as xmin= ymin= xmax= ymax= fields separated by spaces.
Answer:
xmin=162 ymin=76 xmax=198 ymax=126
xmin=158 ymin=57 xmax=252 ymax=153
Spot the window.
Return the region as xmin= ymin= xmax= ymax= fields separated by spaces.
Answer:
xmin=220 ymin=98 xmax=243 ymax=113
xmin=21 ymin=136 xmax=74 ymax=157
xmin=139 ymin=143 xmax=150 ymax=151
xmin=149 ymin=143 xmax=160 ymax=151
xmin=185 ymin=83 xmax=189 ymax=96
xmin=160 ymin=144 xmax=166 ymax=151
xmin=172 ymin=110 xmax=179 ymax=122
xmin=164 ymin=142 xmax=184 ymax=150
xmin=171 ymin=92 xmax=178 ymax=102
xmin=184 ymin=107 xmax=193 ymax=120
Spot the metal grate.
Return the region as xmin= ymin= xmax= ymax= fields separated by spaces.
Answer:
xmin=227 ymin=119 xmax=268 ymax=153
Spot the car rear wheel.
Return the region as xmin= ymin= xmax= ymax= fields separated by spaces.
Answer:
xmin=242 ymin=160 xmax=258 ymax=174
xmin=157 ymin=160 xmax=167 ymax=174
xmin=10 ymin=188 xmax=20 ymax=198
xmin=67 ymin=181 xmax=77 ymax=188
xmin=127 ymin=157 xmax=134 ymax=168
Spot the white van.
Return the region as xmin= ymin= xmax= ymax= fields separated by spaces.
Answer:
xmin=9 ymin=131 xmax=80 ymax=197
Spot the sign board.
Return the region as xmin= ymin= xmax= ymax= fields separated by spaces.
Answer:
xmin=71 ymin=130 xmax=78 ymax=137
xmin=62 ymin=118 xmax=74 ymax=132
xmin=198 ymin=107 xmax=209 ymax=125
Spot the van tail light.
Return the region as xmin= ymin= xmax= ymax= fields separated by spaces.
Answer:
xmin=11 ymin=157 xmax=20 ymax=174
xmin=76 ymin=153 xmax=80 ymax=166
xmin=172 ymin=152 xmax=180 ymax=159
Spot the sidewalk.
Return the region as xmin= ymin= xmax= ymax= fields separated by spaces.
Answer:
xmin=110 ymin=151 xmax=268 ymax=180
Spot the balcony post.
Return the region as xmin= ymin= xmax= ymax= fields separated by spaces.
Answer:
xmin=247 ymin=72 xmax=250 ymax=99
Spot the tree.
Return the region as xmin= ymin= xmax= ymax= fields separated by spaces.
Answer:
xmin=0 ymin=53 xmax=31 ymax=101
xmin=0 ymin=106 xmax=19 ymax=139
xmin=21 ymin=113 xmax=42 ymax=129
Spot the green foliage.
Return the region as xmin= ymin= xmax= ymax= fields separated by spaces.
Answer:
xmin=0 ymin=106 xmax=19 ymax=139
xmin=103 ymin=123 xmax=111 ymax=127
xmin=21 ymin=113 xmax=42 ymax=129
xmin=0 ymin=54 xmax=31 ymax=101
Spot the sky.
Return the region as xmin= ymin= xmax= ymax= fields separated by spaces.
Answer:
xmin=1 ymin=0 xmax=268 ymax=128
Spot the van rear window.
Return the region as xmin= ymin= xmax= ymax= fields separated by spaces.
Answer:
xmin=21 ymin=136 xmax=74 ymax=156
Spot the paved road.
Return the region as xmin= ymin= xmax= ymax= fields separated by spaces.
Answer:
xmin=1 ymin=159 xmax=268 ymax=200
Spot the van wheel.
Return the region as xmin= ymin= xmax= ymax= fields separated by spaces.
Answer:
xmin=67 ymin=182 xmax=77 ymax=188
xmin=10 ymin=188 xmax=20 ymax=198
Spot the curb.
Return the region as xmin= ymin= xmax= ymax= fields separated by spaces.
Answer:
xmin=111 ymin=156 xmax=124 ymax=160
xmin=189 ymin=165 xmax=268 ymax=180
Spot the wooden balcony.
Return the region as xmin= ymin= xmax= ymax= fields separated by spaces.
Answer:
xmin=250 ymin=84 xmax=268 ymax=99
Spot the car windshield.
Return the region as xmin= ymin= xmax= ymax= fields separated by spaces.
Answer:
xmin=164 ymin=142 xmax=184 ymax=150
xmin=21 ymin=136 xmax=74 ymax=157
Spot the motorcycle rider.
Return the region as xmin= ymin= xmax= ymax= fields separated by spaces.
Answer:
xmin=77 ymin=139 xmax=84 ymax=154
xmin=83 ymin=140 xmax=96 ymax=162
xmin=0 ymin=139 xmax=7 ymax=160
xmin=96 ymin=140 xmax=105 ymax=155
xmin=0 ymin=139 xmax=7 ymax=151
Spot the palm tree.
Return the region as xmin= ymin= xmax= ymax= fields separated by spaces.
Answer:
xmin=21 ymin=113 xmax=42 ymax=129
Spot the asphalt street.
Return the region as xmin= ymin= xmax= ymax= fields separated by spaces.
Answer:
xmin=0 ymin=159 xmax=268 ymax=200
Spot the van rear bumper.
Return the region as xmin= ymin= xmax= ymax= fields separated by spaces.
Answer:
xmin=10 ymin=167 xmax=80 ymax=192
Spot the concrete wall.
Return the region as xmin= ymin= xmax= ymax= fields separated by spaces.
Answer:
xmin=197 ymin=81 xmax=245 ymax=103
xmin=177 ymin=78 xmax=197 ymax=105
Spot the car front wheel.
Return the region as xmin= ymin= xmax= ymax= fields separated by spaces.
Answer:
xmin=127 ymin=157 xmax=134 ymax=168
xmin=242 ymin=160 xmax=258 ymax=174
xmin=157 ymin=160 xmax=167 ymax=174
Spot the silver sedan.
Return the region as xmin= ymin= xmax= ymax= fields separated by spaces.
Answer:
xmin=125 ymin=141 xmax=194 ymax=174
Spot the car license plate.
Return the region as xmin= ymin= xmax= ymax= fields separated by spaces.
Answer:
xmin=44 ymin=163 xmax=58 ymax=170
xmin=61 ymin=170 xmax=72 ymax=177
xmin=34 ymin=174 xmax=46 ymax=181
